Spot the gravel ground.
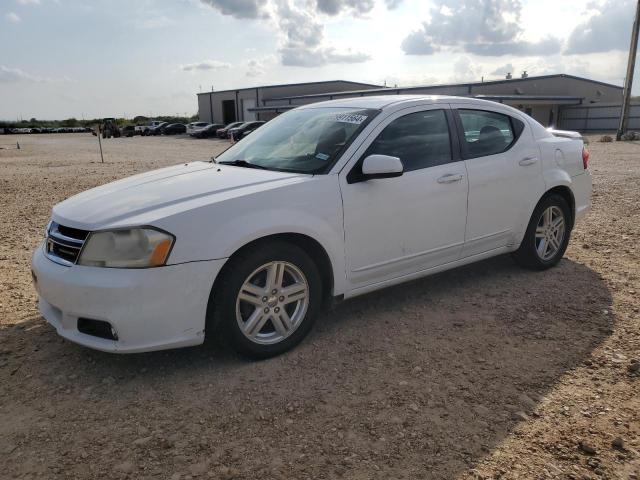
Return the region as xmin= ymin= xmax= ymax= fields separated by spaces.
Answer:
xmin=0 ymin=133 xmax=638 ymax=480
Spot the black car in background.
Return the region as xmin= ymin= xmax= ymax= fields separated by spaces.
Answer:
xmin=228 ymin=121 xmax=265 ymax=141
xmin=162 ymin=123 xmax=186 ymax=135
xmin=190 ymin=123 xmax=225 ymax=139
xmin=122 ymin=126 xmax=140 ymax=137
xmin=148 ymin=122 xmax=169 ymax=136
xmin=216 ymin=122 xmax=244 ymax=139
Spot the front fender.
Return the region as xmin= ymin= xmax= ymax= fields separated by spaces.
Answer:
xmin=155 ymin=176 xmax=347 ymax=296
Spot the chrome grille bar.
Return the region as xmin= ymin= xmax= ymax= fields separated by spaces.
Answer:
xmin=45 ymin=221 xmax=89 ymax=266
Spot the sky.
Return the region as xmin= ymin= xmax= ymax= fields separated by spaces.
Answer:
xmin=0 ymin=0 xmax=637 ymax=120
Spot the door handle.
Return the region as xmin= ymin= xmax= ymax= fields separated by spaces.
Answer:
xmin=519 ymin=157 xmax=538 ymax=166
xmin=437 ymin=173 xmax=464 ymax=184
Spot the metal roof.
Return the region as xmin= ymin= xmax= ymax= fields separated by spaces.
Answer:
xmin=196 ymin=80 xmax=382 ymax=96
xmin=475 ymin=95 xmax=584 ymax=104
xmin=249 ymin=95 xmax=577 ymax=113
xmin=262 ymin=74 xmax=622 ymax=103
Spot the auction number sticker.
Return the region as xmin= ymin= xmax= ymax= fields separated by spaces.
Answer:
xmin=334 ymin=113 xmax=368 ymax=125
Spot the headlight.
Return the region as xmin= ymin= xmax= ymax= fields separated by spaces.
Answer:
xmin=78 ymin=227 xmax=174 ymax=268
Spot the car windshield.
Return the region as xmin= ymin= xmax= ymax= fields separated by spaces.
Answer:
xmin=216 ymin=107 xmax=379 ymax=174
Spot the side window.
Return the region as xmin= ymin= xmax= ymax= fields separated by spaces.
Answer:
xmin=363 ymin=109 xmax=452 ymax=172
xmin=457 ymin=109 xmax=523 ymax=158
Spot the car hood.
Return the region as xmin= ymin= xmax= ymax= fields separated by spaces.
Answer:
xmin=52 ymin=161 xmax=307 ymax=230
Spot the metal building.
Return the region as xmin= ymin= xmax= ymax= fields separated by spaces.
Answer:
xmin=197 ymin=80 xmax=381 ymax=125
xmin=198 ymin=74 xmax=622 ymax=129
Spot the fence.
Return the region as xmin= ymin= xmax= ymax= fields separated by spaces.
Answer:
xmin=558 ymin=103 xmax=640 ymax=132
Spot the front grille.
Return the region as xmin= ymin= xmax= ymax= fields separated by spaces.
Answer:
xmin=45 ymin=221 xmax=89 ymax=266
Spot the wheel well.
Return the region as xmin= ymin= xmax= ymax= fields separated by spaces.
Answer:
xmin=214 ymin=233 xmax=335 ymax=303
xmin=544 ymin=186 xmax=575 ymax=228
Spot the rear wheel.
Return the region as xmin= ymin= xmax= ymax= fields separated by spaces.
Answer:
xmin=513 ymin=194 xmax=572 ymax=270
xmin=211 ymin=242 xmax=322 ymax=358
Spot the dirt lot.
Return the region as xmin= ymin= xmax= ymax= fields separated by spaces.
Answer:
xmin=0 ymin=133 xmax=638 ymax=480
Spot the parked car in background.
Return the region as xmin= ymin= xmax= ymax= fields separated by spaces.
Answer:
xmin=216 ymin=122 xmax=244 ymax=139
xmin=162 ymin=123 xmax=187 ymax=135
xmin=31 ymin=96 xmax=592 ymax=358
xmin=228 ymin=121 xmax=265 ymax=141
xmin=122 ymin=126 xmax=142 ymax=137
xmin=186 ymin=122 xmax=210 ymax=135
xmin=190 ymin=123 xmax=225 ymax=139
xmin=138 ymin=121 xmax=166 ymax=136
xmin=148 ymin=122 xmax=169 ymax=136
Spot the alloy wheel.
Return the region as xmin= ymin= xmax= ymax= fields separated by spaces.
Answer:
xmin=535 ymin=206 xmax=566 ymax=261
xmin=235 ymin=261 xmax=309 ymax=345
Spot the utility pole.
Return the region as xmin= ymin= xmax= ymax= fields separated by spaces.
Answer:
xmin=617 ymin=0 xmax=640 ymax=140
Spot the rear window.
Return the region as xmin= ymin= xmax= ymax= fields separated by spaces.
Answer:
xmin=457 ymin=109 xmax=525 ymax=158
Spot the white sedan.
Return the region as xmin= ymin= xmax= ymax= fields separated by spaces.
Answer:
xmin=185 ymin=122 xmax=210 ymax=135
xmin=31 ymin=96 xmax=591 ymax=358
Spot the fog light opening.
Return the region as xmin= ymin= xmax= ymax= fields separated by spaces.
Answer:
xmin=77 ymin=318 xmax=118 ymax=341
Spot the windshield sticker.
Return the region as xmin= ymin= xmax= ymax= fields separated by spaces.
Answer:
xmin=315 ymin=153 xmax=330 ymax=161
xmin=334 ymin=113 xmax=368 ymax=125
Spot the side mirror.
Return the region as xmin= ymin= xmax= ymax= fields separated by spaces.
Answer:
xmin=361 ymin=154 xmax=404 ymax=180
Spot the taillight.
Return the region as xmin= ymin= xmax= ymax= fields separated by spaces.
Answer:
xmin=582 ymin=146 xmax=590 ymax=170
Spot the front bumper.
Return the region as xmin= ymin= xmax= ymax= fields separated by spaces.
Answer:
xmin=31 ymin=245 xmax=226 ymax=353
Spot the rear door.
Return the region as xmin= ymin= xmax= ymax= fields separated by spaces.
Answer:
xmin=450 ymin=105 xmax=545 ymax=257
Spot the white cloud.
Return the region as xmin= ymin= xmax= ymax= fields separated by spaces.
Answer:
xmin=451 ymin=56 xmax=482 ymax=82
xmin=490 ymin=63 xmax=515 ymax=77
xmin=276 ymin=0 xmax=370 ymax=67
xmin=198 ymin=0 xmax=269 ymax=19
xmin=566 ymin=0 xmax=634 ymax=54
xmin=0 ymin=65 xmax=70 ymax=83
xmin=180 ymin=60 xmax=231 ymax=71
xmin=5 ymin=12 xmax=21 ymax=23
xmin=316 ymin=0 xmax=375 ymax=16
xmin=139 ymin=16 xmax=174 ymax=29
xmin=401 ymin=0 xmax=562 ymax=57
xmin=385 ymin=0 xmax=403 ymax=9
xmin=17 ymin=0 xmax=41 ymax=4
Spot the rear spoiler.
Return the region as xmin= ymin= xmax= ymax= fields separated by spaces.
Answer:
xmin=547 ymin=128 xmax=583 ymax=140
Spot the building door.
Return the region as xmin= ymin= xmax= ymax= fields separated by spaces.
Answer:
xmin=222 ymin=100 xmax=236 ymax=124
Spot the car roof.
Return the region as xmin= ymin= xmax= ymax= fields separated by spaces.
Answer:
xmin=296 ymin=95 xmax=500 ymax=111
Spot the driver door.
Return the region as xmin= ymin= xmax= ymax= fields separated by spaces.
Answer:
xmin=339 ymin=106 xmax=469 ymax=290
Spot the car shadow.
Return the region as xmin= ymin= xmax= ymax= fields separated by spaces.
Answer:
xmin=1 ymin=255 xmax=613 ymax=479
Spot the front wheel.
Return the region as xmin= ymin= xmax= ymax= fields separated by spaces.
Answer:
xmin=211 ymin=242 xmax=322 ymax=358
xmin=513 ymin=194 xmax=572 ymax=270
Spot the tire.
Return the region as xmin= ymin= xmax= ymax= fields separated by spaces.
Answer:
xmin=211 ymin=241 xmax=322 ymax=359
xmin=512 ymin=193 xmax=572 ymax=270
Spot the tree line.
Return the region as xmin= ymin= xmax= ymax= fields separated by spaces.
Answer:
xmin=0 ymin=114 xmax=199 ymax=129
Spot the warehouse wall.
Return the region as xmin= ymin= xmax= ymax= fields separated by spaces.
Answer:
xmin=198 ymin=76 xmax=623 ymax=127
xmin=198 ymin=81 xmax=380 ymax=123
xmin=559 ymin=103 xmax=640 ymax=132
